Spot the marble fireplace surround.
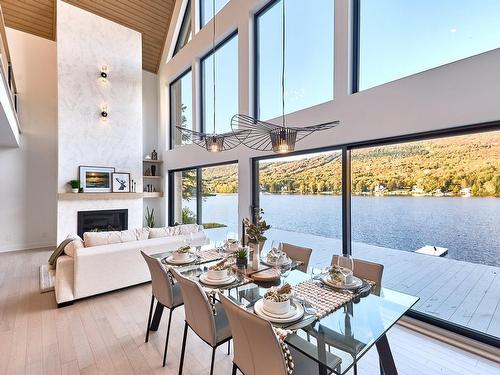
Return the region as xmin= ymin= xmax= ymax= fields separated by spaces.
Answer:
xmin=56 ymin=1 xmax=143 ymax=242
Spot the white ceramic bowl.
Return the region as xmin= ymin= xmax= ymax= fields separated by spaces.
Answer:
xmin=207 ymin=268 xmax=228 ymax=281
xmin=263 ymin=295 xmax=291 ymax=315
xmin=172 ymin=251 xmax=190 ymax=261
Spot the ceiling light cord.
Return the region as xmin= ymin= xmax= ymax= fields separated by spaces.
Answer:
xmin=212 ymin=0 xmax=216 ymax=135
xmin=281 ymin=0 xmax=286 ymax=128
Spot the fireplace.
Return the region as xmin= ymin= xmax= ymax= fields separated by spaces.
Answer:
xmin=77 ymin=209 xmax=128 ymax=238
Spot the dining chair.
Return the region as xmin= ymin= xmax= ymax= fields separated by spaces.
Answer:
xmin=281 ymin=242 xmax=312 ymax=273
xmin=171 ymin=269 xmax=232 ymax=375
xmin=331 ymin=255 xmax=384 ymax=295
xmin=141 ymin=251 xmax=184 ymax=367
xmin=219 ymin=293 xmax=341 ymax=375
xmin=329 ymin=255 xmax=384 ymax=375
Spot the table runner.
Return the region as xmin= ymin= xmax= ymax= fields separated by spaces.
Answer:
xmin=293 ymin=280 xmax=373 ymax=318
xmin=198 ymin=249 xmax=223 ymax=263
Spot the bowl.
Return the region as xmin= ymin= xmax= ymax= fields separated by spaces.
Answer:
xmin=263 ymin=295 xmax=291 ymax=315
xmin=172 ymin=251 xmax=190 ymax=261
xmin=207 ymin=268 xmax=228 ymax=281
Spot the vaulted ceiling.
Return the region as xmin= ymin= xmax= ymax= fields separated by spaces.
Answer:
xmin=0 ymin=0 xmax=176 ymax=73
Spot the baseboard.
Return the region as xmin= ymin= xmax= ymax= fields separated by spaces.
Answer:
xmin=0 ymin=242 xmax=55 ymax=253
xmin=398 ymin=316 xmax=500 ymax=363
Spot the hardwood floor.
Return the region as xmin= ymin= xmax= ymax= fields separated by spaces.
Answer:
xmin=0 ymin=248 xmax=498 ymax=375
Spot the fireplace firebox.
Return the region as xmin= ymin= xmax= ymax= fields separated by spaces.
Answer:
xmin=77 ymin=209 xmax=128 ymax=238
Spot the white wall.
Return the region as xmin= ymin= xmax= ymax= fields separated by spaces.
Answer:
xmin=158 ymin=0 xmax=500 ymax=231
xmin=0 ymin=28 xmax=57 ymax=252
xmin=56 ymin=1 xmax=143 ymax=242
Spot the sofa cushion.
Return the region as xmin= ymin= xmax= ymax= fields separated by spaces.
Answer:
xmin=84 ymin=228 xmax=150 ymax=247
xmin=149 ymin=226 xmax=175 ymax=238
xmin=149 ymin=224 xmax=202 ymax=239
xmin=64 ymin=235 xmax=85 ymax=257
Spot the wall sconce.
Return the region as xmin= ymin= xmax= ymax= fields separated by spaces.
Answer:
xmin=99 ymin=65 xmax=109 ymax=84
xmin=100 ymin=104 xmax=108 ymax=123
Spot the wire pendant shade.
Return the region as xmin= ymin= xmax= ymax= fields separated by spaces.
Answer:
xmin=231 ymin=114 xmax=339 ymax=152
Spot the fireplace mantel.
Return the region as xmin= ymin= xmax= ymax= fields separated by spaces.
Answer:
xmin=58 ymin=192 xmax=145 ymax=200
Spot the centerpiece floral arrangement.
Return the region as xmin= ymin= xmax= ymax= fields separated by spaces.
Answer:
xmin=264 ymin=283 xmax=292 ymax=302
xmin=243 ymin=208 xmax=271 ymax=244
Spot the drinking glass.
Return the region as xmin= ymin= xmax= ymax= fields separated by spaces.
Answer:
xmin=336 ymin=255 xmax=354 ymax=283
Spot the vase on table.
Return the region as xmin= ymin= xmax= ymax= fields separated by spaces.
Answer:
xmin=249 ymin=240 xmax=265 ymax=270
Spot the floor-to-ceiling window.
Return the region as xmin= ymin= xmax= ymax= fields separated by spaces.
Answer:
xmin=201 ymin=32 xmax=238 ymax=134
xmin=256 ymin=0 xmax=334 ymax=120
xmin=170 ymin=69 xmax=193 ymax=148
xmin=255 ymin=150 xmax=342 ymax=267
xmin=173 ymin=0 xmax=192 ymax=55
xmin=351 ymin=130 xmax=500 ymax=339
xmin=200 ymin=0 xmax=230 ymax=28
xmin=170 ymin=162 xmax=238 ymax=242
xmin=357 ymin=0 xmax=500 ymax=91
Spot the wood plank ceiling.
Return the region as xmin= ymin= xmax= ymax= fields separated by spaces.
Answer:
xmin=0 ymin=0 xmax=176 ymax=73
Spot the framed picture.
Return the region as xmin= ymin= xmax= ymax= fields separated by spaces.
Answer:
xmin=79 ymin=166 xmax=115 ymax=192
xmin=112 ymin=172 xmax=131 ymax=193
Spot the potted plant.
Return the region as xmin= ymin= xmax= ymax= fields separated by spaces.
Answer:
xmin=145 ymin=207 xmax=155 ymax=228
xmin=243 ymin=208 xmax=270 ymax=269
xmin=68 ymin=180 xmax=80 ymax=193
xmin=235 ymin=248 xmax=248 ymax=267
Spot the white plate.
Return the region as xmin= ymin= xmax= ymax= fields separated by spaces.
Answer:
xmin=199 ymin=273 xmax=236 ymax=286
xmin=260 ymin=257 xmax=292 ymax=267
xmin=164 ymin=254 xmax=197 ymax=265
xmin=322 ymin=275 xmax=363 ymax=290
xmin=254 ymin=299 xmax=304 ymax=323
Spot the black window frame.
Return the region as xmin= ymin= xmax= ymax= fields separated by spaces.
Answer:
xmin=169 ymin=67 xmax=193 ymax=150
xmin=250 ymin=120 xmax=500 ymax=347
xmin=199 ymin=29 xmax=239 ymax=135
xmin=199 ymin=0 xmax=231 ymax=30
xmin=168 ymin=160 xmax=239 ymax=227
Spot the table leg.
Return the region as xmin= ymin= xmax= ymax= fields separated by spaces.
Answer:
xmin=376 ymin=334 xmax=397 ymax=375
xmin=149 ymin=302 xmax=164 ymax=331
xmin=316 ymin=329 xmax=328 ymax=375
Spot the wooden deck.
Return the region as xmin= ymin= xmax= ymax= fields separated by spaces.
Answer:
xmin=264 ymin=228 xmax=500 ymax=338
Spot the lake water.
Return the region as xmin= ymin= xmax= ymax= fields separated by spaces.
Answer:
xmin=188 ymin=194 xmax=500 ymax=267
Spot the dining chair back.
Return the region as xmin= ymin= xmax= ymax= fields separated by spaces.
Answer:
xmin=331 ymin=255 xmax=384 ymax=295
xmin=141 ymin=251 xmax=178 ymax=308
xmin=219 ymin=293 xmax=288 ymax=375
xmin=281 ymin=243 xmax=312 ymax=272
xmin=171 ymin=269 xmax=217 ymax=345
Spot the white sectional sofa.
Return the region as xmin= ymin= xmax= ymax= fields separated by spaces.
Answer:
xmin=55 ymin=224 xmax=208 ymax=306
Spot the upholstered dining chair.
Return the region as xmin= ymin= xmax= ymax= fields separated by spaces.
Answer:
xmin=329 ymin=255 xmax=384 ymax=375
xmin=331 ymin=255 xmax=384 ymax=295
xmin=171 ymin=269 xmax=232 ymax=375
xmin=141 ymin=251 xmax=184 ymax=367
xmin=219 ymin=293 xmax=341 ymax=375
xmin=281 ymin=243 xmax=312 ymax=273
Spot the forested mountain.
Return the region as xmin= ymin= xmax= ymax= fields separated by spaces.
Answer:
xmin=201 ymin=131 xmax=500 ymax=197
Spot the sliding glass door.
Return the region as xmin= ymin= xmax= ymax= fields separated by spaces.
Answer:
xmin=170 ymin=162 xmax=238 ymax=242
xmin=255 ymin=150 xmax=342 ymax=268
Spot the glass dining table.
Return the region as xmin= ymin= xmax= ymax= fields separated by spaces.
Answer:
xmin=150 ymin=249 xmax=418 ymax=375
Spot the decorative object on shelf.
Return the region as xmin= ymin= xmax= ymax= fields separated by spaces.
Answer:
xmin=151 ymin=149 xmax=158 ymax=160
xmin=230 ymin=0 xmax=339 ymax=153
xmin=144 ymin=154 xmax=151 ymax=160
xmin=145 ymin=207 xmax=155 ymax=228
xmin=100 ymin=104 xmax=108 ymax=123
xmin=176 ymin=0 xmax=244 ymax=152
xmin=151 ymin=165 xmax=156 ymax=176
xmin=144 ymin=167 xmax=151 ymax=176
xmin=79 ymin=166 xmax=115 ymax=192
xmin=112 ymin=172 xmax=130 ymax=192
xmin=243 ymin=208 xmax=270 ymax=270
xmin=236 ymin=247 xmax=248 ymax=267
xmin=99 ymin=65 xmax=108 ymax=84
xmin=68 ymin=180 xmax=80 ymax=193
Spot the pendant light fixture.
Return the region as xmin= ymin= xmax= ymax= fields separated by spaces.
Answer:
xmin=231 ymin=0 xmax=339 ymax=153
xmin=176 ymin=0 xmax=244 ymax=152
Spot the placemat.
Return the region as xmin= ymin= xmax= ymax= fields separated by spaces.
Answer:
xmin=293 ymin=280 xmax=373 ymax=318
xmin=198 ymin=249 xmax=223 ymax=264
